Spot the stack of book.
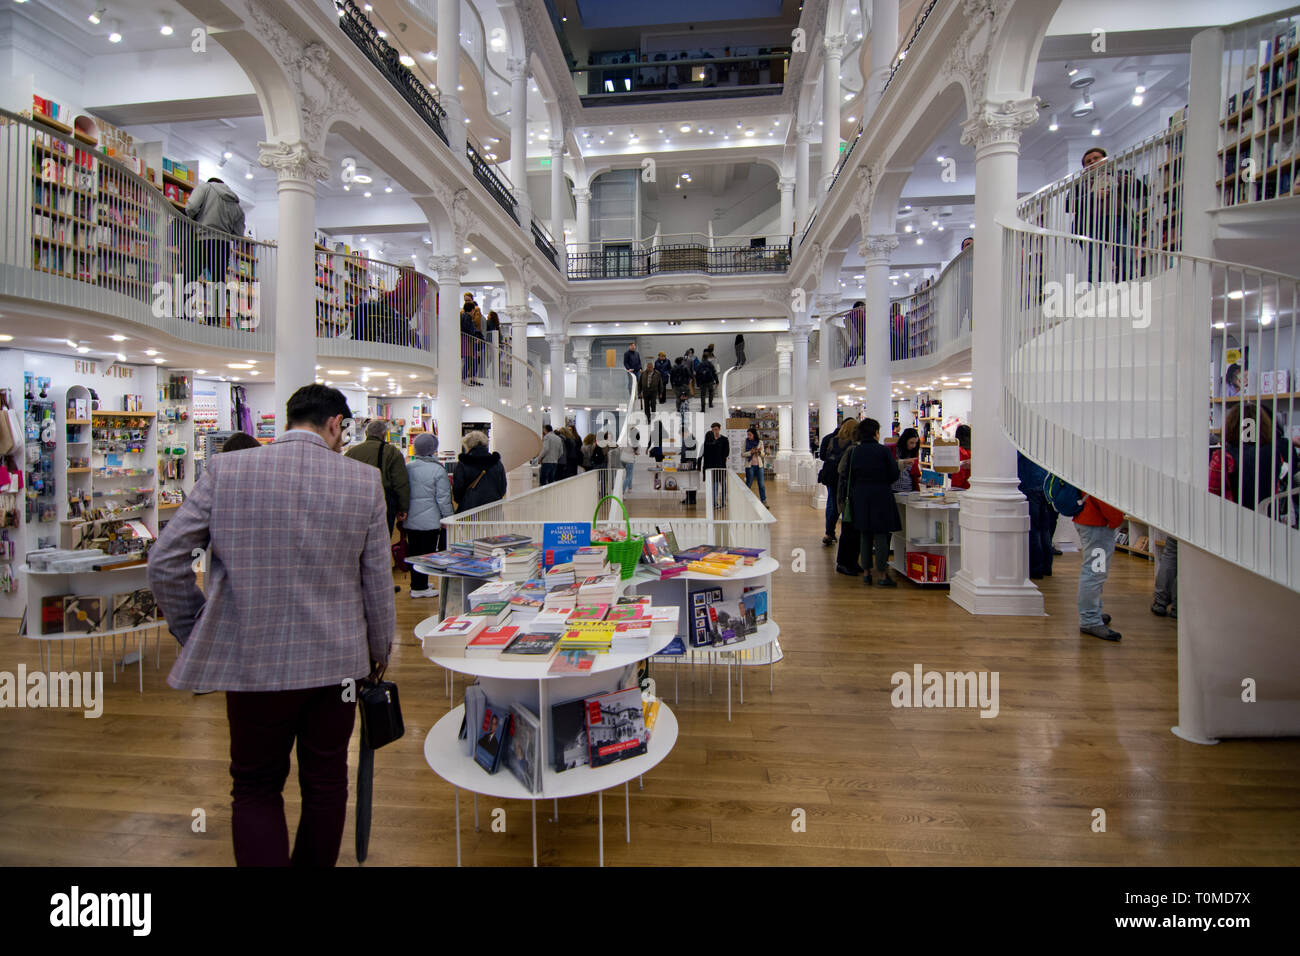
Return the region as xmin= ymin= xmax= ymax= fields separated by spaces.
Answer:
xmin=544 ymin=562 xmax=575 ymax=588
xmin=568 ymin=603 xmax=609 ymax=622
xmin=472 ymin=533 xmax=533 ymax=557
xmin=572 ymin=546 xmax=609 ymax=577
xmin=499 ymin=546 xmax=541 ymax=582
xmin=467 ymin=580 xmax=517 ymax=609
xmin=465 ymin=601 xmax=511 ymax=626
xmin=529 ymin=607 xmax=573 ymax=633
xmin=558 ymin=621 xmax=615 ymax=653
xmin=543 ymin=583 xmax=581 ymax=612
xmin=466 ymin=624 xmax=519 ymax=657
xmin=578 ymin=573 xmax=621 ymax=605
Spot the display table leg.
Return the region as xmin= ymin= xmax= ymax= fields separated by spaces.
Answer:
xmin=58 ymin=642 xmax=63 ymax=672
xmin=674 ymin=659 xmax=679 ymax=703
xmin=598 ymin=790 xmax=604 ymax=867
xmin=532 ymin=799 xmax=538 ymax=867
xmin=739 ymin=651 xmax=744 ymax=704
xmin=551 ymin=798 xmax=558 ymax=823
xmin=727 ymin=653 xmax=732 ymax=722
xmin=138 ymin=633 xmax=143 ymax=693
xmin=473 ymin=793 xmax=480 ymax=832
xmin=769 ymin=642 xmax=774 ymax=692
xmin=639 ymin=775 xmax=644 ymax=790
xmin=110 ymin=635 xmax=116 ymax=683
xmin=453 ymin=786 xmax=461 ymax=867
xmin=708 ymin=652 xmax=713 ymax=695
xmin=625 ymin=782 xmax=630 ymax=843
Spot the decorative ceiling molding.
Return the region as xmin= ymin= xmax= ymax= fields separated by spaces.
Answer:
xmin=940 ymin=0 xmax=1015 ymax=113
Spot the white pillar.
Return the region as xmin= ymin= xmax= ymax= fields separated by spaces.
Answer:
xmin=865 ymin=0 xmax=899 ymax=123
xmin=778 ymin=176 xmax=795 ymax=240
xmin=791 ymin=325 xmax=813 ymax=478
xmin=572 ymin=186 xmax=592 ymax=251
xmin=436 ymin=0 xmax=468 ymax=163
xmin=571 ymin=337 xmax=590 ymax=402
xmin=818 ymin=310 xmax=838 ymax=441
xmin=505 ymin=304 xmax=530 ymax=411
xmin=546 ymin=330 xmax=566 ymax=429
xmin=775 ymin=338 xmax=793 ymax=479
xmin=431 ymin=255 xmax=465 ymax=446
xmin=259 ymin=141 xmax=325 ymax=434
xmin=549 ymin=138 xmax=565 ymax=253
xmin=507 ymin=57 xmax=531 ymax=221
xmin=821 ymin=34 xmax=847 ymax=196
xmin=795 ymin=124 xmax=812 ymax=236
xmin=948 ymin=98 xmax=1043 ymax=617
xmin=860 ymin=235 xmax=898 ymax=426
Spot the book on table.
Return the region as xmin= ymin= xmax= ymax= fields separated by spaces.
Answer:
xmin=567 ymin=603 xmax=609 ymax=622
xmin=641 ymin=532 xmax=676 ymax=567
xmin=558 ymin=621 xmax=615 ymax=652
xmin=529 ymin=608 xmax=573 ymax=633
xmin=551 ymin=697 xmax=590 ymax=772
xmin=506 ymin=703 xmax=543 ymax=794
xmin=464 ymin=601 xmax=511 ymax=625
xmin=547 ymin=649 xmax=597 ymax=676
xmin=741 ymin=586 xmax=768 ymax=626
xmin=605 ymin=604 xmax=648 ymax=622
xmin=473 ymin=701 xmax=511 ymax=773
xmin=460 ymin=683 xmax=486 ymax=757
xmin=467 ymin=580 xmax=517 ymax=608
xmin=501 ymin=631 xmax=562 ymax=659
xmin=472 ymin=533 xmax=532 ymax=557
xmin=431 ymin=615 xmax=488 ymax=641
xmin=465 ymin=625 xmax=519 ymax=657
xmin=584 ymin=686 xmax=650 ymax=768
xmin=689 ymin=586 xmax=724 ymax=647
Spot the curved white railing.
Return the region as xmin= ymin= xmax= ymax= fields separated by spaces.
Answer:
xmin=460 ymin=331 xmax=543 ymax=432
xmin=721 ymin=360 xmax=781 ymax=407
xmin=315 ymin=249 xmax=435 ymax=365
xmin=571 ymin=367 xmax=637 ymax=404
xmin=1002 ymin=216 xmax=1300 ymax=593
xmin=0 ymin=107 xmax=276 ymax=352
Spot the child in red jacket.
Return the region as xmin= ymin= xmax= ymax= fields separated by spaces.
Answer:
xmin=1074 ymin=494 xmax=1124 ymax=640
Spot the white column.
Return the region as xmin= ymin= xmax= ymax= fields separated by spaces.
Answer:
xmin=572 ymin=186 xmax=592 ymax=252
xmin=505 ymin=304 xmax=530 ymax=411
xmin=817 ymin=309 xmax=838 ymax=441
xmin=436 ymin=0 xmax=468 ymax=163
xmin=549 ymin=138 xmax=565 ymax=253
xmin=571 ymin=337 xmax=591 ymax=402
xmin=948 ymin=98 xmax=1043 ymax=617
xmin=865 ymin=0 xmax=899 ymax=123
xmin=791 ymin=325 xmax=813 ymax=485
xmin=821 ymin=34 xmax=847 ymax=196
xmin=259 ymin=141 xmax=325 ymax=434
xmin=775 ymin=338 xmax=793 ymax=479
xmin=860 ymin=235 xmax=898 ymax=426
xmin=546 ymin=331 xmax=566 ymax=429
xmin=431 ymin=255 xmax=465 ymax=446
xmin=795 ymin=124 xmax=812 ymax=236
xmin=507 ymin=57 xmax=531 ymax=222
xmin=778 ymin=176 xmax=795 ymax=240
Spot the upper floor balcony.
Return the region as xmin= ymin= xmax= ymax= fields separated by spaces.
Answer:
xmin=568 ymin=232 xmax=791 ymax=281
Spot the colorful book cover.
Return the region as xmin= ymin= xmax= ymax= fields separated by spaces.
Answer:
xmin=501 ymin=631 xmax=562 ymax=658
xmin=605 ymin=604 xmax=648 ymax=622
xmin=465 ymin=600 xmax=511 ymax=624
xmin=689 ymin=586 xmax=723 ymax=647
xmin=584 ymin=686 xmax=650 ymax=768
xmin=112 ymin=589 xmax=156 ymax=629
xmin=656 ymin=636 xmax=686 ymax=656
xmin=551 ymin=697 xmax=589 ymax=772
xmin=567 ymin=604 xmax=609 ymax=621
xmin=506 ymin=702 xmax=543 ymax=794
xmin=432 ymin=616 xmax=487 ymax=640
xmin=741 ymin=587 xmax=768 ymax=628
xmin=473 ymin=703 xmax=511 ymax=773
xmin=41 ymin=594 xmax=71 ymax=635
xmin=542 ymin=521 xmax=590 ymax=568
xmin=474 ymin=533 xmax=533 ymax=550
xmin=641 ymin=532 xmax=676 ymax=566
xmin=547 ymin=649 xmax=597 ymax=676
xmin=674 ymin=545 xmax=714 ymax=562
xmin=63 ymin=595 xmax=103 ymax=635
xmin=466 ymin=625 xmax=519 ymax=656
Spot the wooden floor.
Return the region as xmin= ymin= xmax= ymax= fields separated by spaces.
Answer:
xmin=2 ymin=482 xmax=1299 ymax=867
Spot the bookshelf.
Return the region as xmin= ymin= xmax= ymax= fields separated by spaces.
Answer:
xmin=1149 ymin=114 xmax=1185 ymax=253
xmin=65 ymin=410 xmax=157 ymax=552
xmin=1217 ymin=25 xmax=1300 ymax=205
xmin=1115 ymin=514 xmax=1165 ymax=560
xmin=902 ymin=279 xmax=934 ymax=358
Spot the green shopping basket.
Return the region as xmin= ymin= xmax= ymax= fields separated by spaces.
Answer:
xmin=591 ymin=494 xmax=645 ymax=580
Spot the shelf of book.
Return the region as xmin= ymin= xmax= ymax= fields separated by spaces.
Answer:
xmin=1217 ymin=27 xmax=1300 ymax=206
xmin=889 ymin=493 xmax=962 ymax=585
xmin=630 ymin=554 xmax=780 ymax=583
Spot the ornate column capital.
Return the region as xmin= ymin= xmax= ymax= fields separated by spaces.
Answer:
xmin=796 ymin=123 xmax=816 ymax=142
xmin=506 ymin=57 xmax=529 ymax=82
xmin=545 ymin=330 xmax=568 ymax=350
xmin=548 ymin=138 xmax=564 ymax=156
xmin=504 ymin=304 xmax=532 ymax=325
xmin=570 ymin=336 xmax=593 ymax=361
xmin=815 ymin=291 xmax=841 ymax=314
xmin=257 ymin=140 xmax=329 ymax=183
xmin=429 ymin=254 xmax=467 ymax=281
xmin=858 ymin=234 xmax=899 ymax=264
xmin=778 ymin=176 xmax=796 ymax=193
xmin=824 ymin=33 xmax=848 ymax=60
xmin=960 ymin=97 xmax=1039 ymax=156
xmin=572 ymin=186 xmax=592 ymax=202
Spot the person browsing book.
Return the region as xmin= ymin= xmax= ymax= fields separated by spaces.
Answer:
xmin=406 ymin=431 xmax=453 ymax=598
xmin=843 ymin=417 xmax=902 ymax=586
xmin=743 ymin=426 xmax=767 ymax=505
xmin=147 ymin=384 xmax=394 ymax=867
xmin=820 ymin=418 xmax=857 ymax=547
xmin=891 ymin=427 xmax=922 ymax=494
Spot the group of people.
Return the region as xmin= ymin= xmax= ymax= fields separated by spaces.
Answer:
xmin=537 ymin=423 xmax=630 ymax=487
xmin=625 ymin=341 xmax=732 ymax=416
xmin=459 ymin=292 xmax=504 ymax=384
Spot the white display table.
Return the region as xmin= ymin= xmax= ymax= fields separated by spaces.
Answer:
xmin=417 ymin=619 xmax=680 ymax=866
xmin=890 ymin=493 xmax=963 ymax=585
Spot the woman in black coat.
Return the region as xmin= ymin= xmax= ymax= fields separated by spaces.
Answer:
xmin=453 ymin=431 xmax=507 ymax=512
xmin=844 ymin=417 xmax=902 ymax=586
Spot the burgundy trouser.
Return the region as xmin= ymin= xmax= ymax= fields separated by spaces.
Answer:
xmin=226 ymin=685 xmax=357 ymax=866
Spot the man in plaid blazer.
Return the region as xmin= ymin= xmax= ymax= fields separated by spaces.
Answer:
xmin=149 ymin=384 xmax=394 ymax=866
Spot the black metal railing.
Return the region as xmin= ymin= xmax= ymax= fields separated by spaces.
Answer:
xmin=532 ymin=220 xmax=560 ymax=270
xmin=466 ymin=142 xmax=518 ymax=222
xmin=568 ymin=241 xmax=791 ymax=280
xmin=335 ymin=0 xmax=448 ymax=144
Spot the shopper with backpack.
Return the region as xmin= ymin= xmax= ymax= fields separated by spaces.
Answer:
xmin=1018 ymin=452 xmax=1055 ymax=578
xmin=1073 ymin=489 xmax=1124 ymax=641
xmin=819 ymin=418 xmax=856 ymax=546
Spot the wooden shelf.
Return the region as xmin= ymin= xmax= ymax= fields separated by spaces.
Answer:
xmin=65 ymin=419 xmax=91 ymax=425
xmin=32 ymin=176 xmax=94 ymax=198
xmin=92 ymin=410 xmax=156 ymax=417
xmin=66 ymin=467 xmax=90 ymax=474
xmin=157 ymin=502 xmax=182 ymax=511
xmin=33 ymin=205 xmax=94 ymax=227
xmin=161 ymin=170 xmax=195 ymax=189
xmin=32 ymin=111 xmax=73 ymax=134
xmin=1211 ymin=391 xmax=1300 ymax=403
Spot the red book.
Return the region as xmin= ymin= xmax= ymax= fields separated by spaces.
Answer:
xmin=605 ymin=605 xmax=648 ymax=622
xmin=567 ymin=604 xmax=609 ymax=622
xmin=465 ymin=625 xmax=520 ymax=657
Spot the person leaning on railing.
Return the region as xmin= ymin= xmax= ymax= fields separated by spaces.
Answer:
xmin=182 ymin=177 xmax=245 ymax=289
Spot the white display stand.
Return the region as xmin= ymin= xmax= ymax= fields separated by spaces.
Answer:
xmin=418 ymin=618 xmax=679 ymax=867
xmin=20 ymin=562 xmax=166 ymax=692
xmin=890 ymin=493 xmax=963 ymax=585
xmin=629 ymin=556 xmax=782 ymax=720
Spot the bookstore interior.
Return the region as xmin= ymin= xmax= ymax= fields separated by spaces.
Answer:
xmin=1 ymin=0 xmax=1300 ymax=895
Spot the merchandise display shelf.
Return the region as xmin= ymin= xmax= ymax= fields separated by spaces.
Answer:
xmin=423 ymin=704 xmax=677 ymax=867
xmin=890 ymin=494 xmax=962 ymax=586
xmin=650 ymin=621 xmax=781 ymax=719
xmin=629 ymin=554 xmax=780 ymax=584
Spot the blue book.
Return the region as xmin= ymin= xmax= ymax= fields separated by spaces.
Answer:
xmin=473 ymin=702 xmax=511 ymax=773
xmin=542 ymin=521 xmax=591 ymax=568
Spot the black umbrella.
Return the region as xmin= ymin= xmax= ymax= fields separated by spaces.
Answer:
xmin=355 ymin=739 xmax=374 ymax=863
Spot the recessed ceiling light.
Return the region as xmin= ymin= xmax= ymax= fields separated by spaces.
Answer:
xmin=66 ymin=339 xmax=78 ymax=349
xmin=77 ymin=346 xmax=90 ymax=354
xmin=228 ymin=363 xmax=254 ymax=369
xmin=153 ymin=357 xmax=164 ymax=364
xmin=326 ymin=369 xmax=350 ymax=375
xmin=0 ymin=334 xmax=14 ymax=342
xmin=680 ymin=124 xmax=691 ymax=133
xmin=116 ymin=353 xmax=126 ymax=361
xmin=144 ymin=348 xmax=158 ymax=356
xmin=409 ymin=373 xmax=417 ymax=379
xmin=196 ymin=369 xmax=207 ymax=375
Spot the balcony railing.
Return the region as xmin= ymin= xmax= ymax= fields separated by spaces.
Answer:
xmin=0 ymin=107 xmax=275 ymax=353
xmin=568 ymin=234 xmax=791 ymax=280
xmin=531 ymin=219 xmax=559 ymax=270
xmin=466 ymin=141 xmax=518 ymax=223
xmin=576 ymin=52 xmax=791 ymax=103
xmin=314 ymin=249 xmax=434 ymax=361
xmin=460 ymin=331 xmax=543 ymax=431
xmin=335 ymin=0 xmax=448 ymax=146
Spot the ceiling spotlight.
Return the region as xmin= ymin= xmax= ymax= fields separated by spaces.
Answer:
xmin=153 ymin=358 xmax=165 ymax=364
xmin=110 ymin=334 xmax=126 ymax=341
xmin=744 ymin=129 xmax=755 ymax=137
xmin=1131 ymin=92 xmax=1144 ymax=107
xmin=160 ymin=16 xmax=173 ymax=36
xmin=1135 ymin=73 xmax=1147 ymax=95
xmin=222 ymin=146 xmax=233 ymax=161
xmin=116 ymin=353 xmax=126 ymax=361
xmin=245 ymin=165 xmax=254 ymax=179
xmin=680 ymin=124 xmax=691 ymax=132
xmin=144 ymin=348 xmax=158 ymax=356
xmin=384 ymin=180 xmax=393 ymax=193
xmin=1069 ymin=68 xmax=1096 ymax=90
xmin=1048 ymin=114 xmax=1059 ymax=131
xmin=1071 ymin=92 xmax=1095 ymax=118
xmin=1091 ymin=125 xmax=1101 ymax=136
xmin=935 ymin=154 xmax=945 ymax=163
xmin=77 ymin=346 xmax=90 ymax=354
xmin=88 ymin=8 xmax=105 ymax=25
xmin=108 ymin=20 xmax=123 ymax=43
xmin=399 ymin=54 xmax=415 ymax=67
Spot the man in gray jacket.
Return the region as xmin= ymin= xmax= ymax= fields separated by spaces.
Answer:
xmin=538 ymin=423 xmax=563 ymax=485
xmin=183 ymin=177 xmax=246 ymax=287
